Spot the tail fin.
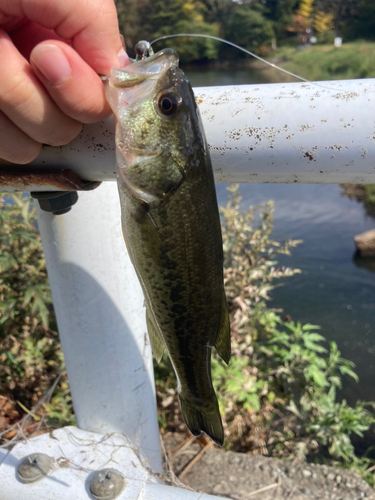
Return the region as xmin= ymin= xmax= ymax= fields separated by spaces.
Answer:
xmin=179 ymin=395 xmax=224 ymax=446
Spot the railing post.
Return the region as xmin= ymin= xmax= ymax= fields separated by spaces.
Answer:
xmin=36 ymin=182 xmax=162 ymax=472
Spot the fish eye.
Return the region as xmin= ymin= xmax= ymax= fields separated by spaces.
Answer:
xmin=157 ymin=92 xmax=180 ymax=117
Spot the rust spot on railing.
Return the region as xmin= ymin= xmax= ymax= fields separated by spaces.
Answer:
xmin=0 ymin=168 xmax=100 ymax=192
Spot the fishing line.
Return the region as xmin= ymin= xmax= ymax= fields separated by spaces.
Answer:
xmin=151 ymin=33 xmax=366 ymax=94
xmin=151 ymin=33 xmax=309 ymax=83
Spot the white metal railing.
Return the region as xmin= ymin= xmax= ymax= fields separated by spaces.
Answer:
xmin=1 ymin=78 xmax=373 ymax=192
xmin=1 ymin=79 xmax=375 ymax=499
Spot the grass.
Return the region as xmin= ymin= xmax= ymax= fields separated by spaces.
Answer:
xmin=269 ymin=41 xmax=375 ymax=82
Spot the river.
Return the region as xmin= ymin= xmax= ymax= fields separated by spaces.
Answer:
xmin=184 ymin=65 xmax=375 ymax=411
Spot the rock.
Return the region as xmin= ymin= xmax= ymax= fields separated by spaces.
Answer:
xmin=212 ymin=481 xmax=231 ymax=495
xmin=354 ymin=229 xmax=375 ymax=257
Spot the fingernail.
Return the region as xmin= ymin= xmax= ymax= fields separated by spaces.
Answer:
xmin=31 ymin=45 xmax=72 ymax=84
xmin=117 ymin=47 xmax=131 ymax=68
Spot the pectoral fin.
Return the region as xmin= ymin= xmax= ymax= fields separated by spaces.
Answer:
xmin=214 ymin=296 xmax=231 ymax=364
xmin=146 ymin=309 xmax=165 ymax=363
xmin=121 ymin=154 xmax=184 ymax=203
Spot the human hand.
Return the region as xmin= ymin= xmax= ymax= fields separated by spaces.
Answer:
xmin=0 ymin=0 xmax=130 ymax=164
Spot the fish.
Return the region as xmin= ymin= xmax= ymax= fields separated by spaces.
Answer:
xmin=105 ymin=47 xmax=231 ymax=445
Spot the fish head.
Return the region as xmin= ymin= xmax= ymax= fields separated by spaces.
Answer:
xmin=105 ymin=48 xmax=206 ymax=198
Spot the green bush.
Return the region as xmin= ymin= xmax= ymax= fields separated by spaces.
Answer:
xmin=365 ymin=185 xmax=375 ymax=205
xmin=0 ymin=194 xmax=73 ymax=432
xmin=316 ymin=30 xmax=335 ymax=45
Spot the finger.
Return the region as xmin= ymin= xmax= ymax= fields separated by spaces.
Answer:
xmin=1 ymin=0 xmax=130 ymax=74
xmin=0 ymin=30 xmax=82 ymax=146
xmin=10 ymin=20 xmax=68 ymax=61
xmin=30 ymin=41 xmax=110 ymax=123
xmin=0 ymin=110 xmax=42 ymax=164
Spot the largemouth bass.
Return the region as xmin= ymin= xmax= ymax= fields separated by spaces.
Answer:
xmin=105 ymin=48 xmax=230 ymax=445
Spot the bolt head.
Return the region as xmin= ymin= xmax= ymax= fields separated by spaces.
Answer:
xmin=90 ymin=468 xmax=126 ymax=500
xmin=31 ymin=191 xmax=78 ymax=215
xmin=17 ymin=453 xmax=53 ymax=483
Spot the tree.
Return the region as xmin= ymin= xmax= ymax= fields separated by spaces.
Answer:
xmin=287 ymin=0 xmax=314 ymax=40
xmin=315 ymin=0 xmax=357 ymax=36
xmin=313 ymin=10 xmax=334 ymax=33
xmin=262 ymin=0 xmax=299 ymax=41
xmin=116 ymin=0 xmax=220 ymax=62
xmin=115 ymin=0 xmax=153 ymax=56
xmin=351 ymin=0 xmax=375 ymax=40
xmin=149 ymin=0 xmax=221 ymax=62
xmin=201 ymin=0 xmax=237 ymax=37
xmin=226 ymin=5 xmax=275 ymax=54
xmin=296 ymin=0 xmax=314 ymax=20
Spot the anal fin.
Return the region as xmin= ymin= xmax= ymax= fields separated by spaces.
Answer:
xmin=146 ymin=309 xmax=165 ymax=363
xmin=214 ymin=296 xmax=231 ymax=364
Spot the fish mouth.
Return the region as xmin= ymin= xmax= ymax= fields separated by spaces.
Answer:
xmin=107 ymin=49 xmax=179 ymax=89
